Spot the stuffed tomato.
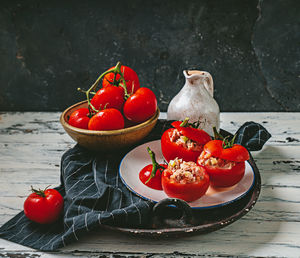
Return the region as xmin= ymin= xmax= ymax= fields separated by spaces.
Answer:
xmin=162 ymin=158 xmax=210 ymax=202
xmin=197 ymin=139 xmax=250 ymax=187
xmin=161 ymin=120 xmax=211 ymax=162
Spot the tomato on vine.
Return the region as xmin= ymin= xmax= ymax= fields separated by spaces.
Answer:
xmin=123 ymin=87 xmax=157 ymax=123
xmin=139 ymin=147 xmax=167 ymax=190
xmin=88 ymin=108 xmax=125 ymax=131
xmin=68 ymin=108 xmax=90 ymax=129
xmin=102 ymin=65 xmax=140 ymax=95
xmin=90 ymin=86 xmax=125 ymax=111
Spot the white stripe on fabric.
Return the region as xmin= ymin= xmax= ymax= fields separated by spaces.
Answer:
xmin=77 ymin=191 xmax=98 ymax=215
xmin=115 ymin=168 xmax=119 ymax=188
xmin=30 ymin=228 xmax=53 ymax=246
xmin=118 ymin=189 xmax=123 ymax=209
xmin=93 ymin=159 xmax=102 ymax=194
xmin=40 ymin=234 xmax=60 ymax=250
xmin=1 ymin=213 xmax=25 ymax=232
xmin=65 ymin=159 xmax=92 ymax=183
xmin=258 ymin=124 xmax=261 ymax=145
xmin=132 ymin=203 xmax=142 ymax=225
xmin=64 ymin=174 xmax=90 ymax=229
xmin=61 ymin=235 xmax=66 ymax=247
xmin=73 ymin=182 xmax=95 ymax=202
xmin=104 ymin=160 xmax=108 ymax=184
xmin=143 ymin=201 xmax=150 ymax=209
xmin=122 ymin=208 xmax=128 ymax=224
xmin=19 ymin=227 xmax=39 ymax=244
xmin=66 ymin=174 xmax=89 ymax=196
xmin=105 ymin=187 xmax=111 ymax=211
xmin=7 ymin=220 xmax=29 ymax=241
xmin=130 ymin=192 xmax=133 ymax=204
xmin=85 ymin=213 xmax=89 ymax=232
xmin=72 ymin=218 xmax=79 ymax=241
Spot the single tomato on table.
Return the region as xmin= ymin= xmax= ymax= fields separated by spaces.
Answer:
xmin=24 ymin=186 xmax=64 ymax=224
xmin=197 ymin=138 xmax=250 ymax=187
xmin=139 ymin=147 xmax=167 ymax=190
xmin=161 ymin=158 xmax=210 ymax=202
xmin=103 ymin=65 xmax=140 ymax=95
xmin=123 ymin=87 xmax=157 ymax=124
xmin=68 ymin=108 xmax=90 ymax=129
xmin=161 ymin=119 xmax=211 ymax=163
xmin=88 ymin=108 xmax=124 ymax=131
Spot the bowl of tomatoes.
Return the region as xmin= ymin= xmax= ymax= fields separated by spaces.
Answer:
xmin=60 ymin=62 xmax=160 ymax=151
xmin=60 ymin=100 xmax=160 ymax=151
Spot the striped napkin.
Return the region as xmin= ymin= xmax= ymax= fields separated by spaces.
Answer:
xmin=0 ymin=120 xmax=271 ymax=251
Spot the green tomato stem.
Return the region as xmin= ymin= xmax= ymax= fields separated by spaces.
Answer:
xmin=145 ymin=147 xmax=165 ymax=184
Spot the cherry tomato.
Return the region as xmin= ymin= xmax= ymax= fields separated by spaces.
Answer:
xmin=139 ymin=164 xmax=167 ymax=190
xmin=139 ymin=147 xmax=167 ymax=190
xmin=103 ymin=65 xmax=140 ymax=95
xmin=197 ymin=140 xmax=250 ymax=187
xmin=88 ymin=108 xmax=124 ymax=131
xmin=161 ymin=161 xmax=210 ymax=202
xmin=90 ymin=86 xmax=125 ymax=111
xmin=123 ymin=87 xmax=157 ymax=123
xmin=24 ymin=187 xmax=64 ymax=224
xmin=68 ymin=108 xmax=90 ymax=129
xmin=161 ymin=121 xmax=211 ymax=163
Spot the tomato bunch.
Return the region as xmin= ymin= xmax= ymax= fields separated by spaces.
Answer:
xmin=68 ymin=62 xmax=157 ymax=131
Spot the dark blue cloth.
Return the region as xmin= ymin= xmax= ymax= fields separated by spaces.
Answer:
xmin=0 ymin=120 xmax=271 ymax=251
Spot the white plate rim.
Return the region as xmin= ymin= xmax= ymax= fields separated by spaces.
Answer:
xmin=119 ymin=140 xmax=255 ymax=210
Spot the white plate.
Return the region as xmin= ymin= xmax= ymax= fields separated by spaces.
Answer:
xmin=119 ymin=140 xmax=255 ymax=209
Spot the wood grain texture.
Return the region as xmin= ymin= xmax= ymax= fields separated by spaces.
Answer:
xmin=0 ymin=112 xmax=299 ymax=257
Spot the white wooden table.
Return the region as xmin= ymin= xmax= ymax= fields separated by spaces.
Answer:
xmin=0 ymin=112 xmax=299 ymax=257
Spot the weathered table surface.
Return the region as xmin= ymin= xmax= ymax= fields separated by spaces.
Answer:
xmin=0 ymin=112 xmax=299 ymax=257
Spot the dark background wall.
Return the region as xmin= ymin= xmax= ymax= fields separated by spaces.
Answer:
xmin=0 ymin=0 xmax=299 ymax=112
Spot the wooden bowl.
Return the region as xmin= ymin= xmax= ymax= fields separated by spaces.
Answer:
xmin=60 ymin=101 xmax=159 ymax=151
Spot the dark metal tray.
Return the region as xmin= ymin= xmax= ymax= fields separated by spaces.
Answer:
xmin=102 ymin=153 xmax=261 ymax=237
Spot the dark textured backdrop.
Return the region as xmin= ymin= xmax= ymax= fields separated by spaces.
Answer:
xmin=0 ymin=0 xmax=299 ymax=112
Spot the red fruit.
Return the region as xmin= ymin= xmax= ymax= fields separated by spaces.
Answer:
xmin=90 ymin=86 xmax=125 ymax=111
xmin=68 ymin=108 xmax=90 ymax=129
xmin=103 ymin=65 xmax=140 ymax=95
xmin=24 ymin=187 xmax=64 ymax=224
xmin=123 ymin=88 xmax=157 ymax=124
xmin=88 ymin=108 xmax=125 ymax=131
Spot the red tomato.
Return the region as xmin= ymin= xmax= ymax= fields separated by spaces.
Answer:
xmin=24 ymin=187 xmax=64 ymax=224
xmin=171 ymin=121 xmax=211 ymax=144
xmin=139 ymin=164 xmax=167 ymax=190
xmin=197 ymin=140 xmax=250 ymax=187
xmin=161 ymin=122 xmax=211 ymax=162
xmin=88 ymin=108 xmax=124 ymax=131
xmin=103 ymin=65 xmax=140 ymax=95
xmin=68 ymin=108 xmax=90 ymax=129
xmin=90 ymin=86 xmax=125 ymax=111
xmin=123 ymin=87 xmax=157 ymax=123
xmin=161 ymin=165 xmax=210 ymax=202
xmin=203 ymin=140 xmax=250 ymax=162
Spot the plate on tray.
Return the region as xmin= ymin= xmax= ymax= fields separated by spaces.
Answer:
xmin=119 ymin=140 xmax=255 ymax=209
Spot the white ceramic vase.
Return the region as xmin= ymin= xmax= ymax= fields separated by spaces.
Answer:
xmin=167 ymin=70 xmax=220 ymax=136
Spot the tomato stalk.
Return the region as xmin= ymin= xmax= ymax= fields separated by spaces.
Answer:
xmin=30 ymin=185 xmax=51 ymax=198
xmin=81 ymin=61 xmax=129 ymax=113
xmin=145 ymin=147 xmax=166 ymax=184
xmin=222 ymin=134 xmax=237 ymax=149
xmin=213 ymin=126 xmax=224 ymax=140
xmin=179 ymin=117 xmax=202 ymax=129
